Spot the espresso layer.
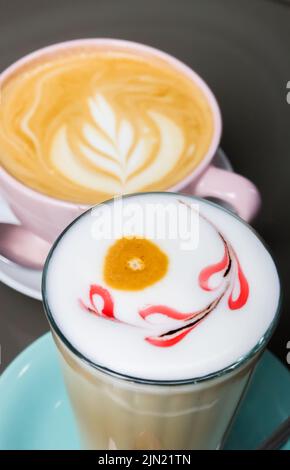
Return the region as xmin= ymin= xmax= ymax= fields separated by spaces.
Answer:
xmin=0 ymin=47 xmax=214 ymax=203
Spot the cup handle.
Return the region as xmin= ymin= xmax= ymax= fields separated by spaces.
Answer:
xmin=191 ymin=165 xmax=261 ymax=222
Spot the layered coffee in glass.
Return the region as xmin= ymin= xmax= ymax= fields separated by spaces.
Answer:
xmin=42 ymin=193 xmax=281 ymax=449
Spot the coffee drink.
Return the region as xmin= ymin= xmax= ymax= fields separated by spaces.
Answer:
xmin=0 ymin=45 xmax=214 ymax=204
xmin=45 ymin=193 xmax=279 ymax=380
xmin=43 ymin=193 xmax=280 ymax=449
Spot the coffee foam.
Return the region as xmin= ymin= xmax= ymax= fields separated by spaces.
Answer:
xmin=0 ymin=47 xmax=213 ymax=203
xmin=44 ymin=194 xmax=280 ymax=381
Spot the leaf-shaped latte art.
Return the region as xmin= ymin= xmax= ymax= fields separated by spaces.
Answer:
xmin=51 ymin=93 xmax=185 ymax=193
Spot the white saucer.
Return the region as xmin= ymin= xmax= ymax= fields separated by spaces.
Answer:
xmin=0 ymin=148 xmax=232 ymax=300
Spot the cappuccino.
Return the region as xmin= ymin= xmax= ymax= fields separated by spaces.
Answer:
xmin=0 ymin=45 xmax=214 ymax=203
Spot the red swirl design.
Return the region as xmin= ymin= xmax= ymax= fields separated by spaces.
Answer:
xmin=198 ymin=238 xmax=230 ymax=291
xmin=228 ymin=258 xmax=249 ymax=310
xmin=79 ymin=207 xmax=249 ymax=348
xmin=79 ymin=285 xmax=115 ymax=319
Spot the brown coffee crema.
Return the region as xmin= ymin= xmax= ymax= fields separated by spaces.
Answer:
xmin=103 ymin=237 xmax=168 ymax=291
xmin=0 ymin=46 xmax=214 ymax=203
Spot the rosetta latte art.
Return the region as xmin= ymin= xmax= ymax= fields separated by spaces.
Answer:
xmin=0 ymin=48 xmax=214 ymax=203
xmin=52 ymin=93 xmax=185 ymax=194
xmin=80 ymin=210 xmax=249 ymax=348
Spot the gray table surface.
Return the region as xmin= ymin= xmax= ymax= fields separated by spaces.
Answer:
xmin=0 ymin=0 xmax=290 ymax=373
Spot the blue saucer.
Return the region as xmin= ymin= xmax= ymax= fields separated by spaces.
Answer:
xmin=0 ymin=333 xmax=289 ymax=450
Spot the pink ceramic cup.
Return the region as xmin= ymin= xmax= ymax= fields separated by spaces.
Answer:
xmin=0 ymin=38 xmax=261 ymax=245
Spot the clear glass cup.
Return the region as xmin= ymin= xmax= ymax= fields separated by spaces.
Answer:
xmin=42 ymin=197 xmax=281 ymax=450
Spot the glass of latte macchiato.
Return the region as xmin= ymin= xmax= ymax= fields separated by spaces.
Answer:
xmin=0 ymin=39 xmax=260 ymax=255
xmin=42 ymin=193 xmax=280 ymax=450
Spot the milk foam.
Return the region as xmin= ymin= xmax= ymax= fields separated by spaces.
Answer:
xmin=44 ymin=194 xmax=280 ymax=380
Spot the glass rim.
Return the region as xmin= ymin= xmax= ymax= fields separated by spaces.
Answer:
xmin=42 ymin=192 xmax=282 ymax=387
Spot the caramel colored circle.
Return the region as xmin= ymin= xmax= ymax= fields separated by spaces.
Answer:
xmin=103 ymin=237 xmax=168 ymax=290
